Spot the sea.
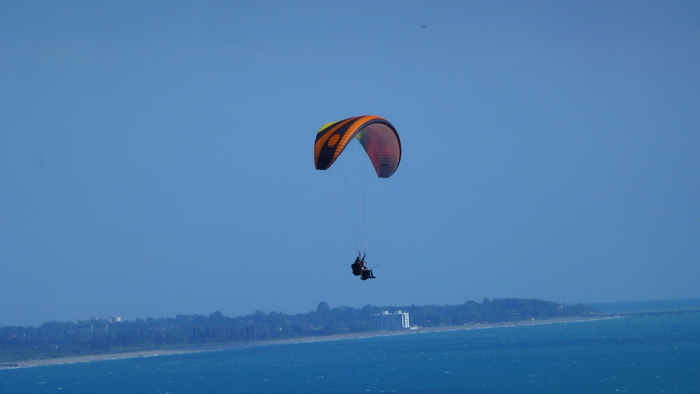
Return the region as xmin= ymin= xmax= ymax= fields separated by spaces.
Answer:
xmin=1 ymin=300 xmax=699 ymax=394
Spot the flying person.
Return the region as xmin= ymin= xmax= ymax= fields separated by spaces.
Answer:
xmin=351 ymin=254 xmax=363 ymax=276
xmin=360 ymin=254 xmax=376 ymax=280
xmin=360 ymin=261 xmax=376 ymax=280
xmin=351 ymin=253 xmax=376 ymax=280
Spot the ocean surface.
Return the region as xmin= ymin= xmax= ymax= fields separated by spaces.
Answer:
xmin=2 ymin=301 xmax=699 ymax=393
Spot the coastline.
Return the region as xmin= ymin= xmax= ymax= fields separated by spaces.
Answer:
xmin=6 ymin=316 xmax=610 ymax=370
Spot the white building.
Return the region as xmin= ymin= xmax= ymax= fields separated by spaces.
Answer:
xmin=371 ymin=311 xmax=410 ymax=330
xmin=78 ymin=317 xmax=122 ymax=324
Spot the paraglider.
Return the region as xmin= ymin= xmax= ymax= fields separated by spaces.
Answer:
xmin=314 ymin=115 xmax=401 ymax=280
xmin=314 ymin=115 xmax=401 ymax=178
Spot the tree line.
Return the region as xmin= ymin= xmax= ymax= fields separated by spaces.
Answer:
xmin=0 ymin=298 xmax=595 ymax=362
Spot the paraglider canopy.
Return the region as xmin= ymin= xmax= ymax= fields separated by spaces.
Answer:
xmin=314 ymin=115 xmax=401 ymax=178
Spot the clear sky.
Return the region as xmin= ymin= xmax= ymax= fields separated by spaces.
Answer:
xmin=2 ymin=1 xmax=699 ymax=327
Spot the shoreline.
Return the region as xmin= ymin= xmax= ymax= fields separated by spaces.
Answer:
xmin=5 ymin=316 xmax=611 ymax=370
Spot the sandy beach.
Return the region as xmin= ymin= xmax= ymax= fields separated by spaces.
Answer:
xmin=6 ymin=316 xmax=609 ymax=369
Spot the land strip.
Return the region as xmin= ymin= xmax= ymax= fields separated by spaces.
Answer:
xmin=7 ymin=316 xmax=608 ymax=369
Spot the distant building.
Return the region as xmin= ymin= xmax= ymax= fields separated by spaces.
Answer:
xmin=371 ymin=311 xmax=410 ymax=330
xmin=78 ymin=317 xmax=122 ymax=324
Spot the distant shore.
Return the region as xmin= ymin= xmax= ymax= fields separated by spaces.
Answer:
xmin=7 ymin=316 xmax=610 ymax=369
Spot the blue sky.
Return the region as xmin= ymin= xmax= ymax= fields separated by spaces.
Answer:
xmin=1 ymin=1 xmax=699 ymax=327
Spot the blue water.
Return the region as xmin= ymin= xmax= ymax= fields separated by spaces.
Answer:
xmin=2 ymin=312 xmax=699 ymax=393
